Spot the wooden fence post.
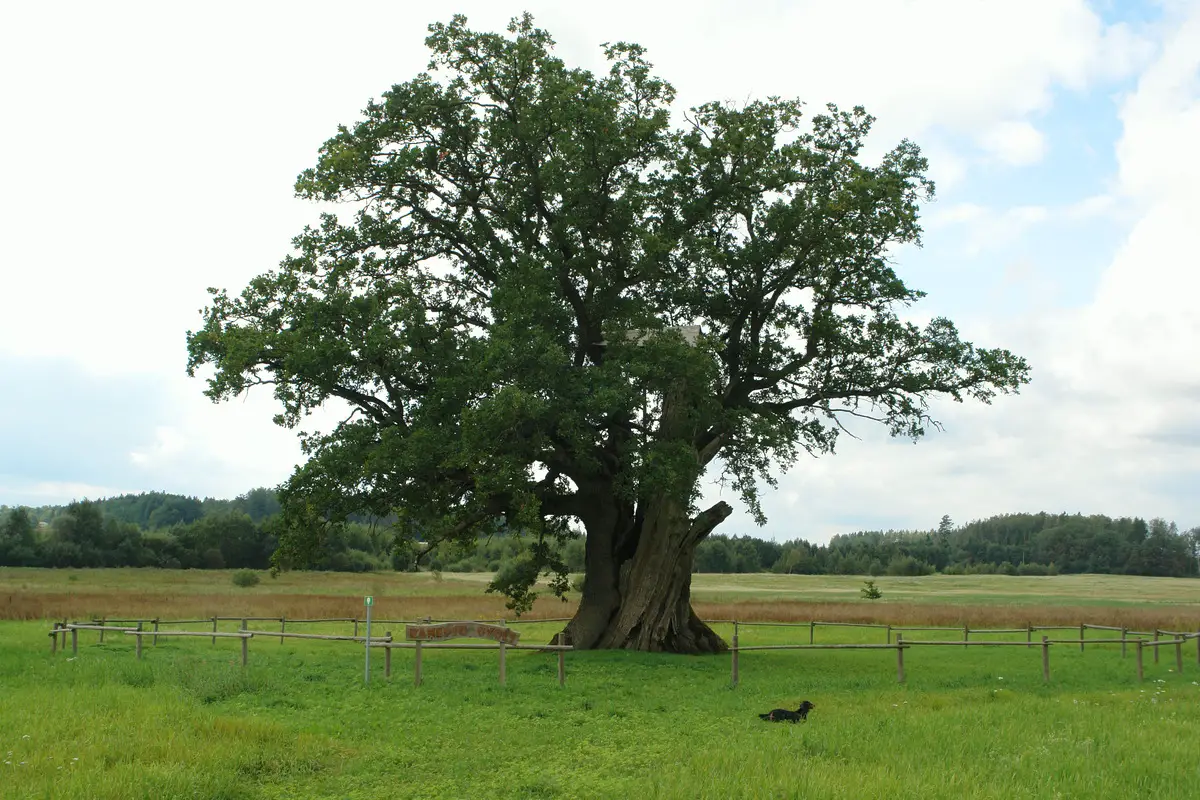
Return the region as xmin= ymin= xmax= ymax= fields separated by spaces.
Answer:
xmin=279 ymin=618 xmax=285 ymax=645
xmin=809 ymin=621 xmax=815 ymax=645
xmin=152 ymin=619 xmax=159 ymax=647
xmin=211 ymin=617 xmax=217 ymax=645
xmin=414 ymin=641 xmax=423 ymax=687
xmin=136 ymin=624 xmax=143 ymax=661
xmin=1121 ymin=627 xmax=1127 ymax=658
xmin=1079 ymin=623 xmax=1085 ymax=652
xmin=963 ymin=624 xmax=969 ymax=648
xmin=385 ymin=636 xmax=392 ymax=679
xmin=731 ymin=631 xmax=739 ymax=688
xmin=896 ymin=634 xmax=905 ymax=684
xmin=240 ymin=618 xmax=247 ymax=633
xmin=1154 ymin=630 xmax=1160 ymax=664
xmin=886 ymin=624 xmax=892 ymax=645
xmin=557 ymin=633 xmax=566 ymax=687
xmin=1026 ymin=623 xmax=1032 ymax=648
xmin=354 ymin=618 xmax=359 ymax=638
xmin=1042 ymin=636 xmax=1050 ymax=683
xmin=499 ymin=641 xmax=507 ymax=686
xmin=99 ymin=618 xmax=106 ymax=644
xmin=1175 ymin=638 xmax=1183 ymax=674
xmin=733 ymin=620 xmax=739 ymax=641
xmin=241 ymin=634 xmax=249 ymax=667
xmin=71 ymin=626 xmax=78 ymax=656
xmin=1136 ymin=640 xmax=1144 ymax=681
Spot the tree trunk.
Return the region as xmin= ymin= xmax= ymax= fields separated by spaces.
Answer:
xmin=565 ymin=496 xmax=733 ymax=654
xmin=564 ymin=368 xmax=730 ymax=654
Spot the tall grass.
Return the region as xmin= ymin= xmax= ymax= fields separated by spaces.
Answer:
xmin=4 ymin=568 xmax=1198 ymax=630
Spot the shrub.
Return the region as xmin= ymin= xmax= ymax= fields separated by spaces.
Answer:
xmin=202 ymin=548 xmax=226 ymax=569
xmin=231 ymin=569 xmax=260 ymax=588
xmin=860 ymin=579 xmax=883 ymax=600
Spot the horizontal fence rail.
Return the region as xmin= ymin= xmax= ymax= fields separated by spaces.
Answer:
xmin=48 ymin=614 xmax=1199 ymax=689
xmin=48 ymin=617 xmax=573 ymax=687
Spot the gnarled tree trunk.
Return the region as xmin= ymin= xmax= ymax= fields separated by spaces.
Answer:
xmin=565 ymin=494 xmax=732 ymax=654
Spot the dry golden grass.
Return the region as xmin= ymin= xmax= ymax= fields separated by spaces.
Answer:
xmin=0 ymin=590 xmax=575 ymax=623
xmin=3 ymin=568 xmax=1197 ymax=630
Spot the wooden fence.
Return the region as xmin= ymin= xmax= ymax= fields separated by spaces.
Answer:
xmin=46 ymin=615 xmax=1200 ymax=689
xmin=46 ymin=616 xmax=573 ymax=687
xmin=725 ymin=620 xmax=1200 ymax=687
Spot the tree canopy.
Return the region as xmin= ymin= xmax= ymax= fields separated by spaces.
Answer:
xmin=186 ymin=15 xmax=1030 ymax=652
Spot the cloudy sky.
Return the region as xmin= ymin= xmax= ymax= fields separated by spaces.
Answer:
xmin=1 ymin=1 xmax=1197 ymax=543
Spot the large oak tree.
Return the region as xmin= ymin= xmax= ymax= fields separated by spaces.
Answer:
xmin=187 ymin=15 xmax=1030 ymax=653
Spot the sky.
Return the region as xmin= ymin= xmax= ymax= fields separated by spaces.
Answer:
xmin=1 ymin=0 xmax=1197 ymax=544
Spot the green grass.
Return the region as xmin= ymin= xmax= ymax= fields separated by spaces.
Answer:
xmin=687 ymin=572 xmax=1200 ymax=608
xmin=3 ymin=618 xmax=1198 ymax=799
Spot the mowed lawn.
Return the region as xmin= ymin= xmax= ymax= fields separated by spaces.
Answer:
xmin=2 ymin=569 xmax=1199 ymax=798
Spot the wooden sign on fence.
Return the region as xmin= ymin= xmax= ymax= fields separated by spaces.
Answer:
xmin=405 ymin=622 xmax=520 ymax=646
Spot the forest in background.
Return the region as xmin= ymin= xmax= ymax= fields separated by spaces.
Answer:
xmin=1 ymin=490 xmax=1197 ymax=578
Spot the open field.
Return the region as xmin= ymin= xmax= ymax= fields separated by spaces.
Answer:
xmin=4 ymin=567 xmax=1199 ymax=630
xmin=3 ymin=614 xmax=1200 ymax=799
xmin=1 ymin=570 xmax=1199 ymax=797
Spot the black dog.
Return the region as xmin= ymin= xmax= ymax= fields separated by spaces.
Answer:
xmin=759 ymin=700 xmax=815 ymax=723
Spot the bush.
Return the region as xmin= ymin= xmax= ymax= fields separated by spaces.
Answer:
xmin=860 ymin=579 xmax=883 ymax=600
xmin=231 ymin=569 xmax=260 ymax=588
xmin=202 ymin=548 xmax=226 ymax=569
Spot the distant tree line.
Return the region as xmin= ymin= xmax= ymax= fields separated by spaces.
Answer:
xmin=0 ymin=490 xmax=394 ymax=572
xmin=1 ymin=495 xmax=1197 ymax=578
xmin=693 ymin=513 xmax=1200 ymax=578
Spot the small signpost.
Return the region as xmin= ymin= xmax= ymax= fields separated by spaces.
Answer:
xmin=404 ymin=621 xmax=520 ymax=646
xmin=364 ymin=596 xmax=373 ymax=685
xmin=403 ymin=622 xmax=523 ymax=685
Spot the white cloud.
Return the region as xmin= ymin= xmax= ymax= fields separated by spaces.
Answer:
xmin=128 ymin=426 xmax=187 ymax=468
xmin=978 ymin=120 xmax=1048 ymax=166
xmin=1063 ymin=193 xmax=1120 ymax=220
xmin=1068 ymin=3 xmax=1200 ymax=394
xmin=0 ymin=481 xmax=129 ymax=505
xmin=0 ymin=0 xmax=1147 ymax=374
xmin=929 ymin=203 xmax=1051 ymax=256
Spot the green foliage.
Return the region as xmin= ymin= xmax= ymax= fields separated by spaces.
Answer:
xmin=231 ymin=569 xmax=261 ymax=588
xmin=860 ymin=579 xmax=883 ymax=599
xmin=2 ymin=497 xmax=1195 ymax=579
xmin=0 ymin=492 xmax=393 ymax=573
xmin=184 ymin=14 xmax=1030 ymax=612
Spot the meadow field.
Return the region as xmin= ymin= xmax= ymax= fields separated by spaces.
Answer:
xmin=2 ymin=568 xmax=1199 ymax=798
